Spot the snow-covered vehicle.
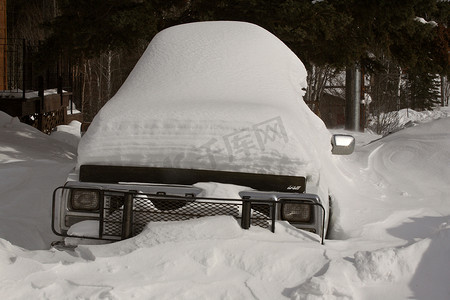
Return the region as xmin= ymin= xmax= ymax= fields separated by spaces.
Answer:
xmin=52 ymin=21 xmax=354 ymax=246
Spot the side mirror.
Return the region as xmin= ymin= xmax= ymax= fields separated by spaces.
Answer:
xmin=331 ymin=134 xmax=355 ymax=155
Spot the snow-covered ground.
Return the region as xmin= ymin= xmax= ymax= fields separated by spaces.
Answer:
xmin=0 ymin=107 xmax=449 ymax=299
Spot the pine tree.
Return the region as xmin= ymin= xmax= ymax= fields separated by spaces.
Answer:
xmin=42 ymin=0 xmax=159 ymax=60
xmin=403 ymin=72 xmax=441 ymax=110
xmin=35 ymin=0 xmax=448 ymax=121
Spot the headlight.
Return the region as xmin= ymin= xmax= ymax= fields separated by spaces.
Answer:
xmin=281 ymin=203 xmax=312 ymax=223
xmin=70 ymin=189 xmax=100 ymax=211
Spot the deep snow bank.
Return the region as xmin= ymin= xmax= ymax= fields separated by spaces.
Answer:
xmin=327 ymin=116 xmax=450 ymax=241
xmin=0 ymin=217 xmax=329 ymax=300
xmin=0 ymin=111 xmax=77 ymax=249
xmin=77 ymin=21 xmax=330 ymax=179
xmin=363 ymin=117 xmax=450 ymax=198
xmin=397 ymin=107 xmax=448 ymax=127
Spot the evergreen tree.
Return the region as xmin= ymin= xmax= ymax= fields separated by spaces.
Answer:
xmin=403 ymin=72 xmax=441 ymax=110
xmin=42 ymin=0 xmax=448 ymax=76
xmin=42 ymin=0 xmax=159 ymax=60
xmin=34 ymin=0 xmax=448 ymax=121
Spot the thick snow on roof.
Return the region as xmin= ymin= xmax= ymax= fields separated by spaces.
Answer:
xmin=77 ymin=21 xmax=330 ymax=177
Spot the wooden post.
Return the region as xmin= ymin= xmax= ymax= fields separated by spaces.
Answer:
xmin=38 ymin=75 xmax=44 ymax=111
xmin=0 ymin=0 xmax=7 ymax=90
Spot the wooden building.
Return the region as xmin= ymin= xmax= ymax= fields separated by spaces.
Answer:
xmin=317 ymin=93 xmax=346 ymax=128
xmin=0 ymin=89 xmax=81 ymax=134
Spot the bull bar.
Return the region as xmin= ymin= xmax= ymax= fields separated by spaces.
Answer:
xmin=52 ymin=185 xmax=326 ymax=244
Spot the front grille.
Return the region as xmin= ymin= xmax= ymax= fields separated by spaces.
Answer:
xmin=101 ymin=194 xmax=274 ymax=239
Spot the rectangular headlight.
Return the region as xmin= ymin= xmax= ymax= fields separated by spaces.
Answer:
xmin=281 ymin=203 xmax=312 ymax=223
xmin=70 ymin=189 xmax=100 ymax=211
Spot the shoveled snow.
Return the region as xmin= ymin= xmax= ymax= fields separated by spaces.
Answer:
xmin=77 ymin=21 xmax=330 ymax=181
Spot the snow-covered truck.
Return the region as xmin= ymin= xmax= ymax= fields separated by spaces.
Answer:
xmin=52 ymin=21 xmax=354 ymax=246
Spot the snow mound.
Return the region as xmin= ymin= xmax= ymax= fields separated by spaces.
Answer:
xmin=0 ymin=111 xmax=77 ymax=164
xmin=354 ymin=223 xmax=450 ymax=298
xmin=365 ymin=118 xmax=450 ymax=197
xmin=0 ymin=111 xmax=77 ymax=249
xmin=49 ymin=121 xmax=81 ymax=150
xmin=0 ymin=111 xmax=22 ymax=128
xmin=77 ymin=21 xmax=330 ymax=179
xmin=287 ymin=223 xmax=450 ymax=300
xmin=397 ymin=108 xmax=448 ymax=127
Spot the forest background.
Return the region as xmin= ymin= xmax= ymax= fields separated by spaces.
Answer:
xmin=6 ymin=0 xmax=450 ymax=134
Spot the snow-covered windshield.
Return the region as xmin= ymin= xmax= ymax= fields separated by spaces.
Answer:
xmin=77 ymin=21 xmax=331 ymax=178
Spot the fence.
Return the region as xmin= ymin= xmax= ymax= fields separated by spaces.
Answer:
xmin=0 ymin=38 xmax=83 ymax=133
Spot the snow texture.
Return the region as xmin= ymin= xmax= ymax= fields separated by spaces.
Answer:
xmin=77 ymin=21 xmax=330 ymax=181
